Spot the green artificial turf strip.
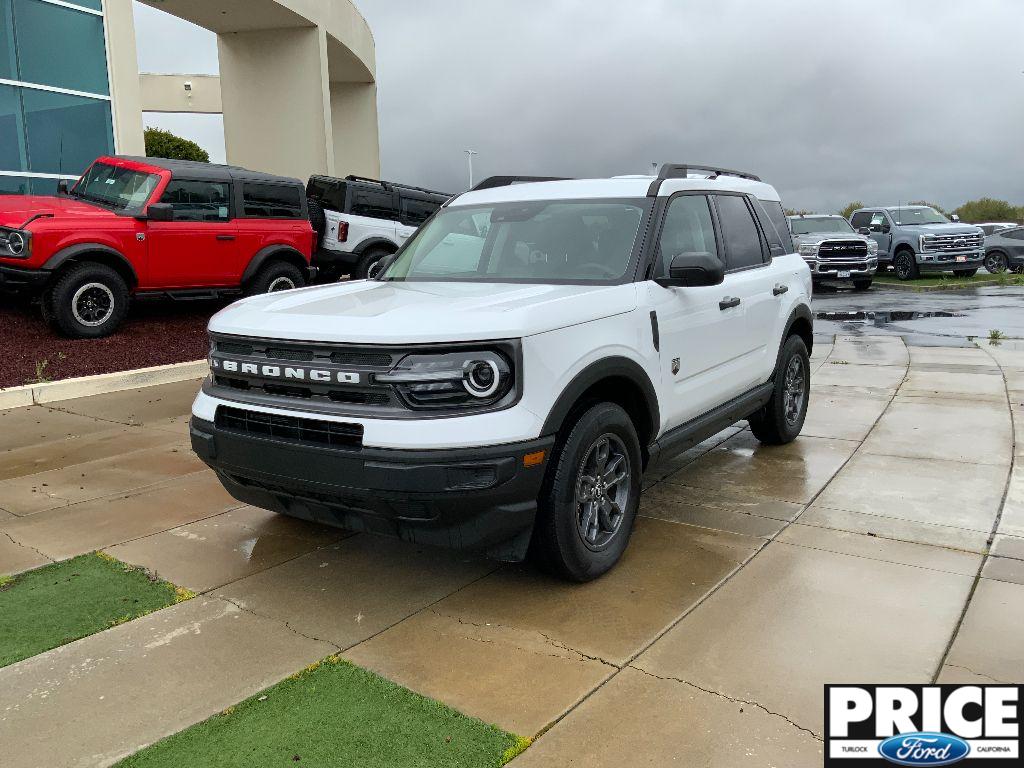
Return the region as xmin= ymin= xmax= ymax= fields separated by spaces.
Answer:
xmin=873 ymin=273 xmax=1008 ymax=287
xmin=0 ymin=553 xmax=193 ymax=667
xmin=115 ymin=657 xmax=531 ymax=768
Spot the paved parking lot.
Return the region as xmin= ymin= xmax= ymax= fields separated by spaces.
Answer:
xmin=1 ymin=334 xmax=1022 ymax=767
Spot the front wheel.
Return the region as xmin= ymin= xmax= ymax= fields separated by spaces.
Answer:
xmin=531 ymin=402 xmax=642 ymax=582
xmin=984 ymin=252 xmax=1008 ymax=274
xmin=894 ymin=250 xmax=919 ymax=281
xmin=952 ymin=268 xmax=978 ymax=278
xmin=852 ymin=279 xmax=872 ymax=291
xmin=748 ymin=334 xmax=810 ymax=445
xmin=45 ymin=262 xmax=129 ymax=338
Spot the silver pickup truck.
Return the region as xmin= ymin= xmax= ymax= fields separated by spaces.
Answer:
xmin=789 ymin=214 xmax=878 ymax=291
xmin=849 ymin=206 xmax=985 ymax=280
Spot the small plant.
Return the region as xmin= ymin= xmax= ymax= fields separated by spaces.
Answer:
xmin=989 ymin=329 xmax=1004 ymax=341
xmin=27 ymin=358 xmax=50 ymax=384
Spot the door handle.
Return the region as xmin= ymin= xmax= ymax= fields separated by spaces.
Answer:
xmin=216 ymin=235 xmax=236 ymax=241
xmin=773 ymin=284 xmax=789 ymax=296
xmin=719 ymin=296 xmax=741 ymax=310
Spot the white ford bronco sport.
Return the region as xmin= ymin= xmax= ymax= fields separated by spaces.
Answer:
xmin=190 ymin=164 xmax=813 ymax=581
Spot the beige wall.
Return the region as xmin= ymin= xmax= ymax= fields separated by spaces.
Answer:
xmin=139 ymin=74 xmax=223 ymax=114
xmin=105 ymin=0 xmax=380 ymax=180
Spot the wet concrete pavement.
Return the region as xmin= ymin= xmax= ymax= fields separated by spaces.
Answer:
xmin=1 ymin=327 xmax=1022 ymax=767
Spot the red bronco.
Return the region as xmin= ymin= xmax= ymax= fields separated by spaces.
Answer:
xmin=0 ymin=156 xmax=315 ymax=338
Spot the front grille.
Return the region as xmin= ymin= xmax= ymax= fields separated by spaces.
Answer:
xmin=817 ymin=240 xmax=868 ymax=261
xmin=216 ymin=406 xmax=363 ymax=449
xmin=922 ymin=233 xmax=983 ymax=252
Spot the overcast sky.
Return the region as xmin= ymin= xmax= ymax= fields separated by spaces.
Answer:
xmin=134 ymin=0 xmax=1024 ymax=212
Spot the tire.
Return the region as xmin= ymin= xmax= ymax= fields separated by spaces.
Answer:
xmin=353 ymin=248 xmax=391 ymax=280
xmin=952 ymin=268 xmax=978 ymax=278
xmin=532 ymin=402 xmax=642 ymax=582
xmin=984 ymin=251 xmax=1008 ymax=274
xmin=245 ymin=261 xmax=305 ymax=296
xmin=748 ymin=334 xmax=810 ymax=446
xmin=852 ymin=279 xmax=872 ymax=291
xmin=45 ymin=262 xmax=129 ymax=339
xmin=307 ymin=198 xmax=327 ymax=251
xmin=893 ymin=250 xmax=919 ymax=281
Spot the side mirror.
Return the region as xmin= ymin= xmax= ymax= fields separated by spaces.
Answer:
xmin=951 ymin=214 xmax=960 ymax=222
xmin=57 ymin=180 xmax=70 ymax=196
xmin=655 ymin=251 xmax=725 ymax=288
xmin=145 ymin=203 xmax=174 ymax=222
xmin=857 ymin=227 xmax=871 ymax=236
xmin=881 ymin=223 xmax=891 ymax=234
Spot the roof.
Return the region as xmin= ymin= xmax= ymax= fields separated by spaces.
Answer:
xmin=450 ymin=175 xmax=780 ymax=207
xmin=788 ymin=213 xmax=842 ymax=218
xmin=110 ymin=156 xmax=304 ymax=186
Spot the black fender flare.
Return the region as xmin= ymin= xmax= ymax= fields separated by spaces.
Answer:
xmin=241 ymin=245 xmax=309 ymax=285
xmin=354 ymin=237 xmax=399 ymax=258
xmin=41 ymin=243 xmax=138 ymax=285
xmin=775 ymin=303 xmax=814 ymax=377
xmin=540 ymin=356 xmax=660 ymax=441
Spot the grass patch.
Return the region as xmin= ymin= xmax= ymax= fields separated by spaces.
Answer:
xmin=873 ymin=272 xmax=1020 ymax=290
xmin=0 ymin=553 xmax=193 ymax=667
xmin=115 ymin=656 xmax=530 ymax=768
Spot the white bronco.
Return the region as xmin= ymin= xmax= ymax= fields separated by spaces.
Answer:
xmin=191 ymin=164 xmax=813 ymax=581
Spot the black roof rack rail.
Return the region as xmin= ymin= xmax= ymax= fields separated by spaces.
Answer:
xmin=341 ymin=174 xmax=451 ymax=197
xmin=471 ymin=176 xmax=572 ymax=192
xmin=648 ymin=163 xmax=761 ymax=196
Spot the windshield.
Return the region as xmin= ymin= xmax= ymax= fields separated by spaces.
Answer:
xmin=890 ymin=206 xmax=948 ymax=225
xmin=381 ymin=199 xmax=650 ymax=283
xmin=71 ymin=162 xmax=160 ymax=210
xmin=789 ymin=217 xmax=855 ymax=235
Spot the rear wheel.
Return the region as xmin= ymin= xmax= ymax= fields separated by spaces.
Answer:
xmin=852 ymin=279 xmax=872 ymax=291
xmin=748 ymin=335 xmax=810 ymax=445
xmin=984 ymin=251 xmax=1008 ymax=274
xmin=893 ymin=250 xmax=919 ymax=280
xmin=353 ymin=248 xmax=391 ymax=280
xmin=532 ymin=402 xmax=642 ymax=582
xmin=952 ymin=268 xmax=978 ymax=278
xmin=245 ymin=261 xmax=305 ymax=296
xmin=45 ymin=262 xmax=129 ymax=338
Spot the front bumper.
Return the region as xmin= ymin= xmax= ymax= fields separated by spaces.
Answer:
xmin=0 ymin=263 xmax=50 ymax=294
xmin=917 ymin=250 xmax=985 ymax=272
xmin=804 ymin=258 xmax=878 ymax=281
xmin=190 ymin=415 xmax=554 ymax=561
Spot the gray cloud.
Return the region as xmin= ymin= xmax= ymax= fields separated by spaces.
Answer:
xmin=134 ymin=0 xmax=1024 ymax=212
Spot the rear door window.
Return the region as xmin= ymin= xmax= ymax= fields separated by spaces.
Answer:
xmin=160 ymin=179 xmax=231 ymax=222
xmin=350 ymin=187 xmax=397 ymax=220
xmin=242 ymin=183 xmax=303 ymax=219
xmin=714 ymin=194 xmax=766 ymax=270
xmin=307 ymin=178 xmax=346 ymax=212
xmin=400 ymin=197 xmax=439 ymax=226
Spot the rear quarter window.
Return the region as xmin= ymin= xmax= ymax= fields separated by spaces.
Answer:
xmin=242 ymin=183 xmax=304 ymax=219
xmin=757 ymin=199 xmax=794 ymax=254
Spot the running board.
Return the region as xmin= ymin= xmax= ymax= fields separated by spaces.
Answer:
xmin=647 ymin=382 xmax=774 ymax=466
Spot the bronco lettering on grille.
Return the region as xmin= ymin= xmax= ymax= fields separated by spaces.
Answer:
xmin=211 ymin=356 xmax=361 ymax=385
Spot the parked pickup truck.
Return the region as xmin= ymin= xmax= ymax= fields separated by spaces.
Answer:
xmin=789 ymin=214 xmax=877 ymax=291
xmin=849 ymin=206 xmax=984 ymax=280
xmin=0 ymin=156 xmax=314 ymax=337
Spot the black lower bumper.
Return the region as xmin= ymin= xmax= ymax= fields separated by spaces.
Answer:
xmin=190 ymin=416 xmax=554 ymax=561
xmin=0 ymin=263 xmax=50 ymax=294
xmin=312 ymin=248 xmax=359 ymax=271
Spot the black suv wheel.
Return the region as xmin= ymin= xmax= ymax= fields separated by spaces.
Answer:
xmin=354 ymin=247 xmax=391 ymax=280
xmin=246 ymin=261 xmax=305 ymax=295
xmin=748 ymin=334 xmax=810 ymax=445
xmin=894 ymin=250 xmax=919 ymax=281
xmin=45 ymin=262 xmax=129 ymax=339
xmin=532 ymin=402 xmax=642 ymax=582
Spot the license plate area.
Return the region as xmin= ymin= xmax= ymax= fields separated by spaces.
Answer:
xmin=956 ymin=255 xmax=967 ymax=262
xmin=838 ymin=270 xmax=851 ymax=278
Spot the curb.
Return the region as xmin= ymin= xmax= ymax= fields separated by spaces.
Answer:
xmin=0 ymin=359 xmax=207 ymax=412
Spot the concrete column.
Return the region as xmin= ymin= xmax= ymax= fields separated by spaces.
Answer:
xmin=104 ymin=0 xmax=145 ymax=155
xmin=330 ymin=81 xmax=380 ymax=178
xmin=217 ymin=26 xmax=330 ymax=181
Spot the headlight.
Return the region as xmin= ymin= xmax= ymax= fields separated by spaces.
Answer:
xmin=866 ymin=239 xmax=878 ymax=255
xmin=798 ymin=243 xmax=818 ymax=257
xmin=1 ymin=229 xmax=30 ymax=257
xmin=377 ymin=348 xmax=515 ymax=410
xmin=919 ymin=235 xmax=930 ymax=253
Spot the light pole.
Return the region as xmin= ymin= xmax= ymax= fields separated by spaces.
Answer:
xmin=465 ymin=149 xmax=478 ymax=189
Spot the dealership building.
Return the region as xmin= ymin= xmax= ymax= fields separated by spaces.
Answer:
xmin=0 ymin=0 xmax=380 ymax=195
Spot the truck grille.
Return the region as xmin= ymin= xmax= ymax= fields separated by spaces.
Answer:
xmin=817 ymin=240 xmax=868 ymax=261
xmin=216 ymin=406 xmax=363 ymax=449
xmin=922 ymin=233 xmax=983 ymax=252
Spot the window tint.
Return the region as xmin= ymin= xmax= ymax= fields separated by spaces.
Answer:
xmin=306 ymin=178 xmax=346 ymax=212
xmin=849 ymin=211 xmax=872 ymax=229
xmin=656 ymin=195 xmax=717 ymax=277
xmin=751 ymin=200 xmax=784 ymax=257
xmin=350 ymin=187 xmax=396 ymax=220
xmin=714 ymin=195 xmax=765 ymax=270
xmin=760 ymin=200 xmax=794 ymax=253
xmin=1004 ymin=229 xmax=1024 ymax=241
xmin=242 ymin=183 xmax=303 ymax=219
xmin=160 ymin=180 xmax=231 ymax=222
xmin=400 ymin=197 xmax=438 ymax=226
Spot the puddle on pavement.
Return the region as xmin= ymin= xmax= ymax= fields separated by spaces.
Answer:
xmin=815 ymin=310 xmax=965 ymax=326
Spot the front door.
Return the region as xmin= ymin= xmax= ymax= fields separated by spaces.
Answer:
xmin=146 ymin=178 xmax=239 ymax=288
xmin=648 ymin=193 xmax=747 ymax=428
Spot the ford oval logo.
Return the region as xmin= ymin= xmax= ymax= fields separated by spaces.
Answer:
xmin=878 ymin=733 xmax=970 ymax=766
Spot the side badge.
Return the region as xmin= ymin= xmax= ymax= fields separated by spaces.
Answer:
xmin=136 ymin=233 xmax=146 ymax=241
xmin=671 ymin=358 xmax=680 ymax=375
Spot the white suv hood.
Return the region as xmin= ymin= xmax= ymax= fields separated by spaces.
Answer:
xmin=209 ymin=280 xmax=639 ymax=343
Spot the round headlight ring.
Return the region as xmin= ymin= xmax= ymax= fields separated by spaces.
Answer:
xmin=8 ymin=231 xmax=25 ymax=255
xmin=463 ymin=359 xmax=501 ymax=398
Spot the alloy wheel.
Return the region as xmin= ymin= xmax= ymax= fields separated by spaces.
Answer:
xmin=984 ymin=253 xmax=1007 ymax=274
xmin=268 ymin=276 xmax=296 ymax=292
xmin=574 ymin=434 xmax=632 ymax=550
xmin=783 ymin=354 xmax=806 ymax=426
xmin=71 ymin=282 xmax=115 ymax=327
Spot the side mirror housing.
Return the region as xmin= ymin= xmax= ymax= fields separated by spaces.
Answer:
xmin=881 ymin=223 xmax=891 ymax=234
xmin=857 ymin=227 xmax=871 ymax=236
xmin=57 ymin=180 xmax=70 ymax=196
xmin=655 ymin=251 xmax=725 ymax=288
xmin=144 ymin=203 xmax=174 ymax=222
xmin=951 ymin=214 xmax=960 ymax=222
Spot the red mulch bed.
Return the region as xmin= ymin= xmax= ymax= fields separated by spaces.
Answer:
xmin=1 ymin=298 xmax=225 ymax=389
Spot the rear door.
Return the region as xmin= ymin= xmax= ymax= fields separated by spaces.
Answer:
xmin=347 ymin=184 xmax=398 ymax=250
xmin=145 ymin=178 xmax=238 ymax=287
xmin=398 ymin=195 xmax=439 ymax=244
xmin=1003 ymin=228 xmax=1024 ymax=264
